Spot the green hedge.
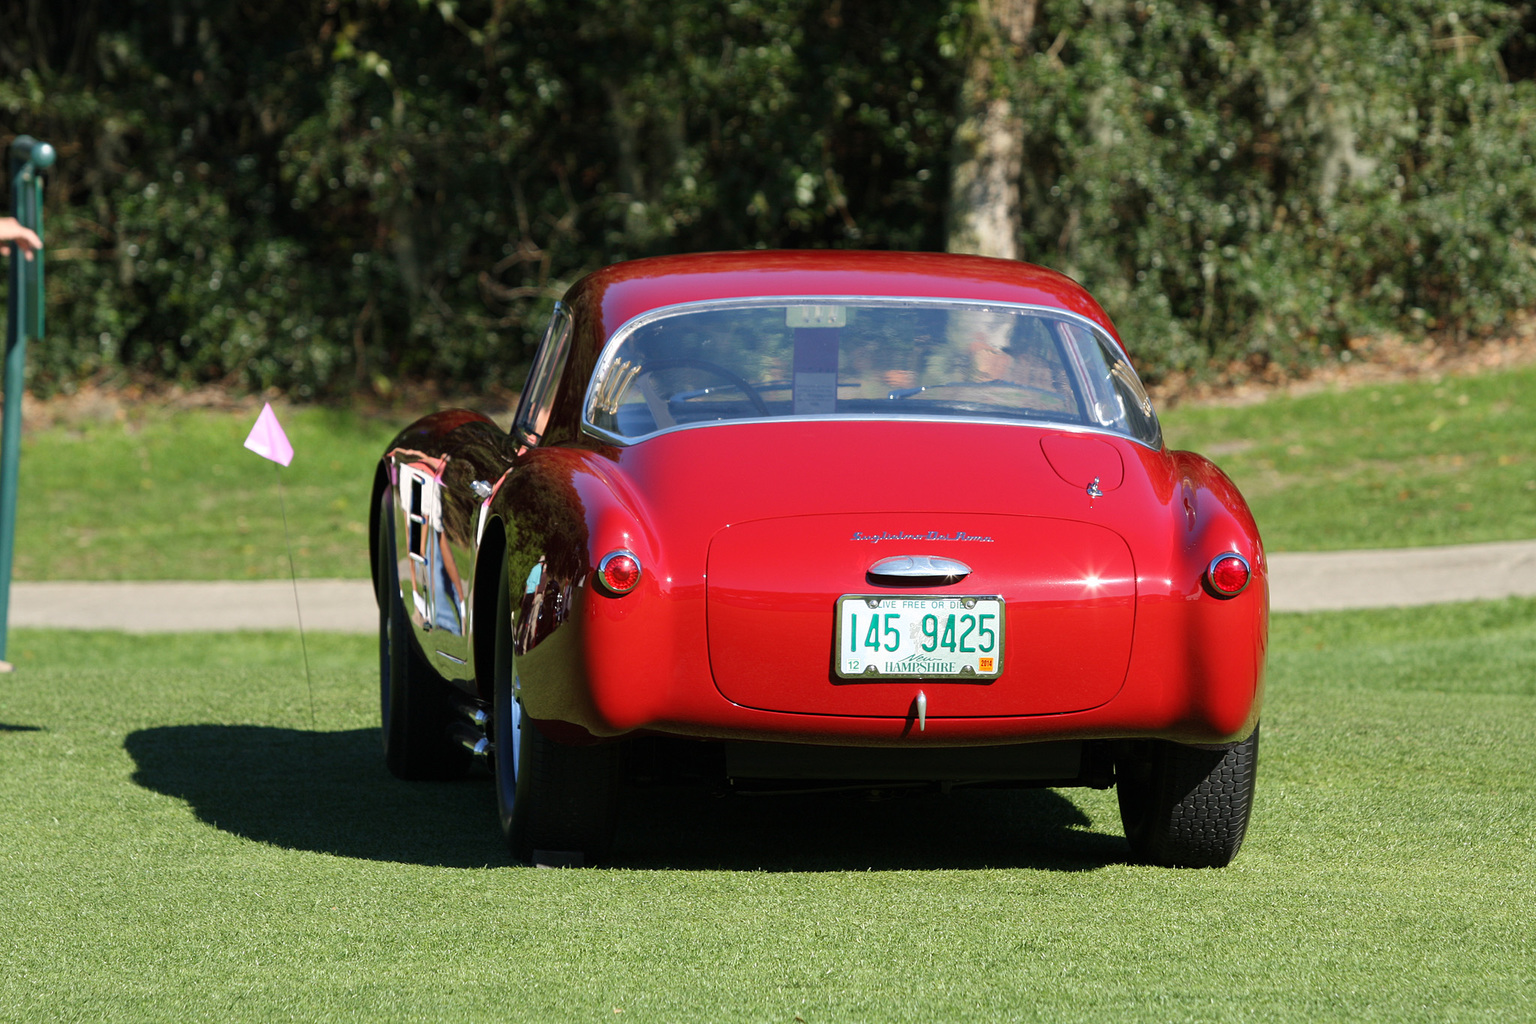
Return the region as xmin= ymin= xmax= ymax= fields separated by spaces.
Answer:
xmin=1017 ymin=0 xmax=1536 ymax=378
xmin=2 ymin=0 xmax=1533 ymax=396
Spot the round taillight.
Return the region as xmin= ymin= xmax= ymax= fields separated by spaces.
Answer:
xmin=597 ymin=550 xmax=642 ymax=595
xmin=1206 ymin=553 xmax=1251 ymax=597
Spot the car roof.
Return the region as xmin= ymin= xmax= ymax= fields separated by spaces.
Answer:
xmin=563 ymin=250 xmax=1122 ymax=344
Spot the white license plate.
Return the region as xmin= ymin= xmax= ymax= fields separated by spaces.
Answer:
xmin=835 ymin=595 xmax=1004 ymax=679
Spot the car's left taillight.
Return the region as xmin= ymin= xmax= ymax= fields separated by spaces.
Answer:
xmin=1205 ymin=552 xmax=1251 ymax=598
xmin=597 ymin=550 xmax=642 ymax=595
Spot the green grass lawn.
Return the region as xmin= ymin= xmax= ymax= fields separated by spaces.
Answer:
xmin=1159 ymin=362 xmax=1536 ymax=551
xmin=2 ymin=599 xmax=1533 ymax=1022
xmin=12 ymin=403 xmax=400 ymax=581
xmin=8 ymin=361 xmax=1535 ymax=581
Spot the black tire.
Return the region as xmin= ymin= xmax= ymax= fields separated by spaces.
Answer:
xmin=376 ymin=490 xmax=470 ymax=781
xmin=493 ymin=567 xmax=621 ymax=866
xmin=1117 ymin=724 xmax=1258 ymax=868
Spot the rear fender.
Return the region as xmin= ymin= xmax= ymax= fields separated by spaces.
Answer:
xmin=1169 ymin=451 xmax=1268 ymax=739
xmin=507 ymin=449 xmax=669 ymax=734
xmin=569 ymin=459 xmax=678 ymax=733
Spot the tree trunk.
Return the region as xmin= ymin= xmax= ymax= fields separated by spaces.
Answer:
xmin=947 ymin=0 xmax=1036 ymax=260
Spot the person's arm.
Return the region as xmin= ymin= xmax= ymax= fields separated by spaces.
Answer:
xmin=0 ymin=217 xmax=41 ymax=259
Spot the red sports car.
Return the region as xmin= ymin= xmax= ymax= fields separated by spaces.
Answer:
xmin=370 ymin=251 xmax=1266 ymax=868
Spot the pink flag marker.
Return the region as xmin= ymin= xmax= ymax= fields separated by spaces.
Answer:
xmin=243 ymin=402 xmax=295 ymax=467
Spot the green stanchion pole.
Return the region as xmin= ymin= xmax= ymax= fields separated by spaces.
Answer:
xmin=0 ymin=136 xmax=55 ymax=669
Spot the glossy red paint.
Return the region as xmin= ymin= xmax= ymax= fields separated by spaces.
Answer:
xmin=707 ymin=512 xmax=1135 ymax=717
xmin=495 ymin=419 xmax=1264 ymax=747
xmin=579 ymin=250 xmax=1124 ymax=345
xmin=375 ymin=252 xmax=1265 ymax=751
xmin=1039 ymin=433 xmax=1126 ymax=492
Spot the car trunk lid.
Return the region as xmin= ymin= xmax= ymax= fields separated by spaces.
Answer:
xmin=706 ymin=511 xmax=1135 ymax=718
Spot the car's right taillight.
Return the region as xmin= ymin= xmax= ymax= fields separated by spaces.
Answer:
xmin=1205 ymin=552 xmax=1251 ymax=598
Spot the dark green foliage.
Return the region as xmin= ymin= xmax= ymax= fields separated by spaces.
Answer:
xmin=1017 ymin=0 xmax=1536 ymax=377
xmin=1 ymin=0 xmax=1534 ymax=395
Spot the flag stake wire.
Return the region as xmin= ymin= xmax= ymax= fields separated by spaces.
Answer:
xmin=275 ymin=462 xmax=318 ymax=733
xmin=244 ymin=402 xmax=316 ymax=738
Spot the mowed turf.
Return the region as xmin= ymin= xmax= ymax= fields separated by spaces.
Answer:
xmin=1158 ymin=361 xmax=1536 ymax=552
xmin=11 ymin=403 xmax=399 ymax=581
xmin=1 ymin=601 xmax=1533 ymax=1022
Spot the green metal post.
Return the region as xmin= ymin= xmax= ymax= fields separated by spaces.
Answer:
xmin=0 ymin=136 xmax=55 ymax=666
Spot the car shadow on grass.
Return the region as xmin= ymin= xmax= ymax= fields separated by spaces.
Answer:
xmin=614 ymin=784 xmax=1128 ymax=872
xmin=125 ymin=724 xmax=1127 ymax=872
xmin=125 ymin=724 xmax=506 ymax=868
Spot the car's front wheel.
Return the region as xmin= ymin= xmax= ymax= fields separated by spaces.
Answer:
xmin=1116 ymin=724 xmax=1258 ymax=868
xmin=493 ymin=567 xmax=621 ymax=866
xmin=376 ymin=491 xmax=469 ymax=781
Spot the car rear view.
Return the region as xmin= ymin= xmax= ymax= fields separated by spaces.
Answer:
xmin=374 ymin=251 xmax=1264 ymax=869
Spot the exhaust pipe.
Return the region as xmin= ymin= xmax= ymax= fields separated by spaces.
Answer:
xmin=448 ymin=721 xmax=492 ymax=757
xmin=447 ymin=693 xmax=491 ymax=729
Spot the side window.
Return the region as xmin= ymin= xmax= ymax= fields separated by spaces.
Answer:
xmin=1056 ymin=321 xmax=1163 ymax=449
xmin=512 ymin=303 xmax=573 ymax=447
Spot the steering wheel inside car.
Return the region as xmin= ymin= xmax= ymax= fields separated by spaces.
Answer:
xmin=634 ymin=357 xmax=772 ymax=425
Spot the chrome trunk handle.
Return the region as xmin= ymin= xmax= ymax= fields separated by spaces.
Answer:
xmin=867 ymin=555 xmax=972 ymax=584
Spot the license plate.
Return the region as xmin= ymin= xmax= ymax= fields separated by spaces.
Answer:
xmin=835 ymin=595 xmax=1004 ymax=679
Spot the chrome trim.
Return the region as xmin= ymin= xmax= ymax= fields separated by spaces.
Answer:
xmin=1086 ymin=476 xmax=1104 ymax=498
xmin=596 ymin=549 xmax=642 ymax=595
xmin=512 ymin=300 xmax=573 ymax=449
xmin=584 ymin=413 xmax=1159 ymax=451
xmin=580 ymin=295 xmax=1159 ymax=450
xmin=915 ymin=690 xmax=927 ymax=733
xmin=868 ymin=555 xmax=972 ymax=583
xmin=1205 ymin=552 xmax=1252 ymax=598
xmin=471 ymin=479 xmax=493 ymax=500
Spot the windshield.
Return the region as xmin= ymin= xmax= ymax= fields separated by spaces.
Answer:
xmin=584 ymin=299 xmax=1161 ymax=448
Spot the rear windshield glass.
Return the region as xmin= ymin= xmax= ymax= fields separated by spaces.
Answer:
xmin=584 ymin=299 xmax=1161 ymax=448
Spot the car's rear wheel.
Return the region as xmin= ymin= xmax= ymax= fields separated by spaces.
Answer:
xmin=1116 ymin=724 xmax=1258 ymax=868
xmin=376 ymin=490 xmax=470 ymax=780
xmin=493 ymin=565 xmax=621 ymax=866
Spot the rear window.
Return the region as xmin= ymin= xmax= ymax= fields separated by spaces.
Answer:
xmin=584 ymin=299 xmax=1161 ymax=448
